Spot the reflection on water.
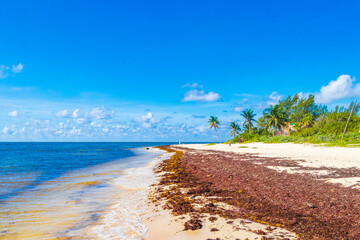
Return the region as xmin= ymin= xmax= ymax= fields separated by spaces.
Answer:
xmin=0 ymin=142 xmax=170 ymax=240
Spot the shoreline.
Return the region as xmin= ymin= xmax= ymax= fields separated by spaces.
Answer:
xmin=0 ymin=146 xmax=168 ymax=240
xmin=144 ymin=146 xmax=297 ymax=240
xmin=85 ymin=147 xmax=173 ymax=240
xmin=143 ymin=143 xmax=360 ymax=239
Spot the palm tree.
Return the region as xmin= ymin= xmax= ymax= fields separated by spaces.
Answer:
xmin=264 ymin=104 xmax=288 ymax=135
xmin=241 ymin=109 xmax=256 ymax=134
xmin=208 ymin=116 xmax=221 ymax=143
xmin=301 ymin=113 xmax=314 ymax=129
xmin=229 ymin=122 xmax=241 ymax=137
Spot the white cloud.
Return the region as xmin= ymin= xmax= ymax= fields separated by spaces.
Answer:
xmin=298 ymin=92 xmax=310 ymax=99
xmin=233 ymin=106 xmax=243 ymax=112
xmin=72 ymin=109 xmax=80 ymax=118
xmin=8 ymin=110 xmax=18 ymax=117
xmin=267 ymin=91 xmax=282 ymax=105
xmin=88 ymin=107 xmax=113 ymax=119
xmin=133 ymin=112 xmax=172 ymax=130
xmin=56 ymin=109 xmax=68 ymax=117
xmin=55 ymin=107 xmax=113 ymax=120
xmin=135 ymin=112 xmax=160 ymax=128
xmin=196 ymin=125 xmax=207 ymax=132
xmin=12 ymin=63 xmax=24 ymax=73
xmin=182 ymin=83 xmax=203 ymax=88
xmin=75 ymin=118 xmax=88 ymax=124
xmin=3 ymin=125 xmax=17 ymax=135
xmin=0 ymin=65 xmax=10 ymax=79
xmin=0 ymin=63 xmax=23 ymax=79
xmin=68 ymin=127 xmax=81 ymax=135
xmin=182 ymin=90 xmax=220 ymax=102
xmin=315 ymin=75 xmax=360 ymax=103
xmin=135 ymin=112 xmax=154 ymax=122
xmin=90 ymin=121 xmax=101 ymax=127
xmin=141 ymin=122 xmax=152 ymax=128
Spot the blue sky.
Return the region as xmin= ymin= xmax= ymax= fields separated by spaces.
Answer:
xmin=1 ymin=0 xmax=360 ymax=141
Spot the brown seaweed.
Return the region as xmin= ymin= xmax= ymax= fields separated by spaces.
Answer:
xmin=151 ymin=145 xmax=360 ymax=239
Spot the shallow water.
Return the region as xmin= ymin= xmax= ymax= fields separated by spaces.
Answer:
xmin=0 ymin=142 xmax=172 ymax=240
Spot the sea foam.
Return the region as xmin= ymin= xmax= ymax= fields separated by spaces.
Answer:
xmin=90 ymin=150 xmax=172 ymax=240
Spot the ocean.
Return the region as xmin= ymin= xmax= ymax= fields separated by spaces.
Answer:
xmin=0 ymin=142 xmax=174 ymax=240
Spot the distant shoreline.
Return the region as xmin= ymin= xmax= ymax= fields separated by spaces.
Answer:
xmin=144 ymin=143 xmax=360 ymax=239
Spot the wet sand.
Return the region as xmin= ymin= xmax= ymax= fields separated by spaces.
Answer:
xmin=0 ymin=148 xmax=166 ymax=240
xmin=144 ymin=144 xmax=360 ymax=240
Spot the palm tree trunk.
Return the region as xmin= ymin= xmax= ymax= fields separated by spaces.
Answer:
xmin=342 ymin=100 xmax=357 ymax=139
xmin=248 ymin=121 xmax=251 ymax=134
xmin=215 ymin=128 xmax=221 ymax=143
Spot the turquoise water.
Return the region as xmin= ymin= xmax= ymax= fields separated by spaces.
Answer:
xmin=0 ymin=142 xmax=176 ymax=240
xmin=0 ymin=142 xmax=172 ymax=201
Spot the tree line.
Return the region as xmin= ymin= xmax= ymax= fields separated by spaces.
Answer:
xmin=208 ymin=94 xmax=360 ymax=144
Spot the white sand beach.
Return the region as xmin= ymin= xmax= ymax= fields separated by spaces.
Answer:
xmin=182 ymin=142 xmax=360 ymax=168
xmin=143 ymin=143 xmax=360 ymax=240
xmin=181 ymin=142 xmax=360 ymax=188
xmin=143 ymin=145 xmax=301 ymax=240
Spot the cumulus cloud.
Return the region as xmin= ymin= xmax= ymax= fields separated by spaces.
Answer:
xmin=267 ymin=92 xmax=283 ymax=105
xmin=88 ymin=107 xmax=113 ymax=119
xmin=135 ymin=112 xmax=154 ymax=122
xmin=0 ymin=63 xmax=23 ymax=79
xmin=182 ymin=89 xmax=220 ymax=102
xmin=182 ymin=83 xmax=203 ymax=88
xmin=233 ymin=106 xmax=243 ymax=112
xmin=72 ymin=109 xmax=80 ymax=118
xmin=0 ymin=114 xmax=219 ymax=141
xmin=135 ymin=112 xmax=160 ymax=128
xmin=0 ymin=65 xmax=10 ymax=79
xmin=133 ymin=112 xmax=173 ymax=129
xmin=75 ymin=118 xmax=88 ymax=125
xmin=3 ymin=125 xmax=17 ymax=135
xmin=55 ymin=107 xmax=113 ymax=120
xmin=56 ymin=109 xmax=68 ymax=117
xmin=8 ymin=110 xmax=18 ymax=117
xmin=315 ymin=75 xmax=360 ymax=103
xmin=196 ymin=125 xmax=207 ymax=132
xmin=12 ymin=63 xmax=24 ymax=73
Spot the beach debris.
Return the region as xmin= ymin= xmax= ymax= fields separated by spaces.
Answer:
xmin=265 ymin=225 xmax=275 ymax=231
xmin=306 ymin=202 xmax=317 ymax=208
xmin=208 ymin=216 xmax=217 ymax=222
xmin=210 ymin=227 xmax=219 ymax=231
xmin=253 ymin=229 xmax=267 ymax=235
xmin=152 ymin=145 xmax=360 ymax=239
xmin=184 ymin=218 xmax=202 ymax=230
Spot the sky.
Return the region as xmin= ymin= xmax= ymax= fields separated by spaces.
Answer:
xmin=1 ymin=0 xmax=360 ymax=141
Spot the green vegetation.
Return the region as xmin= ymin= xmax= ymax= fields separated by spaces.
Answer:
xmin=221 ymin=94 xmax=360 ymax=147
xmin=207 ymin=143 xmax=216 ymax=146
xmin=229 ymin=121 xmax=241 ymax=137
xmin=263 ymin=104 xmax=288 ymax=134
xmin=240 ymin=109 xmax=256 ymax=134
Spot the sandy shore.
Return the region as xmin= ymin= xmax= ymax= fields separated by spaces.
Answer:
xmin=181 ymin=142 xmax=360 ymax=188
xmin=143 ymin=143 xmax=360 ymax=240
xmin=144 ymin=146 xmax=298 ymax=240
xmin=182 ymin=142 xmax=360 ymax=168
